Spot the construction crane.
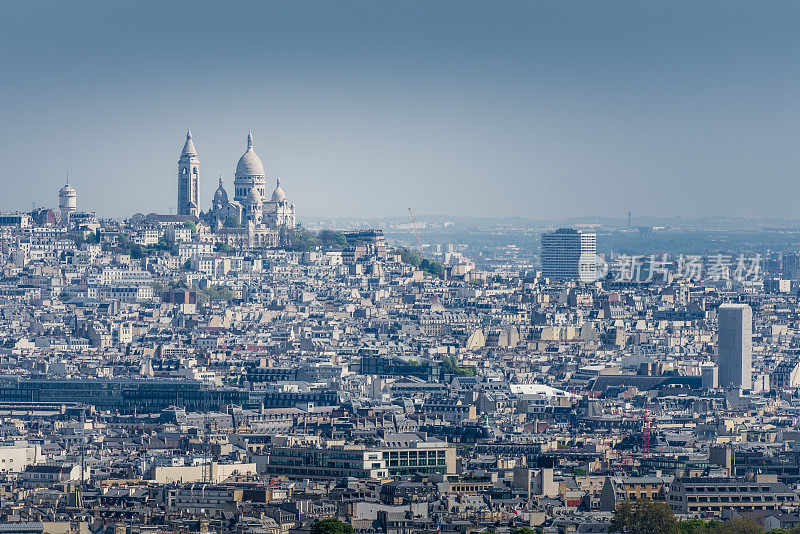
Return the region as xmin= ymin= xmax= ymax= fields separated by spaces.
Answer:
xmin=408 ymin=208 xmax=423 ymax=255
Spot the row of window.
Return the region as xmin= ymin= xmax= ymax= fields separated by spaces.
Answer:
xmin=389 ymin=459 xmax=446 ymax=467
xmin=236 ymin=188 xmax=265 ymax=198
xmin=683 ymin=485 xmax=772 ymax=493
xmin=389 ymin=450 xmax=446 ymax=458
xmin=683 ymin=505 xmax=780 ymax=512
xmin=684 ymin=495 xmax=789 ymax=503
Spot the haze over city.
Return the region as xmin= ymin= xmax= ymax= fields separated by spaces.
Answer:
xmin=7 ymin=3 xmax=800 ymax=534
xmin=2 ymin=1 xmax=800 ymax=220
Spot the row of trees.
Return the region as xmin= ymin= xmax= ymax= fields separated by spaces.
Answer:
xmin=309 ymin=511 xmax=785 ymax=534
xmin=113 ymin=238 xmax=171 ymax=259
xmin=283 ymin=226 xmax=349 ymax=252
xmin=196 ymin=285 xmax=237 ymax=306
xmin=311 ymin=519 xmax=353 ymax=534
xmin=612 ymin=499 xmax=788 ymax=534
xmin=396 ymin=247 xmax=446 ymax=277
xmin=441 ymin=355 xmax=476 ymax=376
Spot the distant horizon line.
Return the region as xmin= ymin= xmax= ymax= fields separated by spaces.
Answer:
xmin=12 ymin=205 xmax=800 ymax=228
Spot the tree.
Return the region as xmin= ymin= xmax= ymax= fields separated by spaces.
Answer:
xmin=318 ymin=229 xmax=347 ymax=249
xmin=224 ymin=213 xmax=240 ymax=228
xmin=197 ymin=285 xmax=237 ymax=306
xmin=512 ymin=528 xmax=537 ymax=534
xmin=420 ymin=258 xmax=445 ymax=277
xmin=441 ymin=355 xmax=476 ymax=377
xmin=67 ymin=232 xmax=84 ymax=248
xmin=287 ymin=224 xmax=318 ymax=252
xmin=214 ymin=243 xmax=235 ymax=254
xmin=611 ymin=499 xmax=679 ymax=534
xmin=128 ymin=243 xmax=144 ymax=259
xmin=395 ymin=247 xmax=445 ymax=277
xmin=113 ymin=238 xmax=144 ymax=259
xmin=311 ymin=519 xmax=354 ymax=534
xmin=396 ymin=247 xmax=421 ymax=267
xmin=679 ymin=519 xmax=714 ymax=534
xmin=143 ymin=238 xmax=171 ymax=254
xmin=718 ymin=519 xmax=763 ymax=534
xmin=183 ymin=220 xmax=197 ymax=233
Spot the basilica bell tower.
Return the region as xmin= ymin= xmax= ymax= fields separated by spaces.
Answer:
xmin=178 ymin=129 xmax=200 ymax=217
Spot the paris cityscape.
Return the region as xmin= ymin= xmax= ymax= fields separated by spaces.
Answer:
xmin=3 ymin=2 xmax=800 ymax=534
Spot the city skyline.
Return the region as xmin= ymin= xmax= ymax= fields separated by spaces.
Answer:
xmin=3 ymin=1 xmax=800 ymax=219
xmin=3 ymin=3 xmax=800 ymax=530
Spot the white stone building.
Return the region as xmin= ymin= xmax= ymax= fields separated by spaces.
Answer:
xmin=199 ymin=131 xmax=296 ymax=242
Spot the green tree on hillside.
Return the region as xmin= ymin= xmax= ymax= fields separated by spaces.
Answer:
xmin=284 ymin=224 xmax=318 ymax=251
xmin=396 ymin=247 xmax=421 ymax=267
xmin=611 ymin=499 xmax=678 ymax=534
xmin=420 ymin=258 xmax=445 ymax=277
xmin=318 ymin=229 xmax=347 ymax=249
xmin=311 ymin=519 xmax=354 ymax=534
xmin=717 ymin=519 xmax=763 ymax=534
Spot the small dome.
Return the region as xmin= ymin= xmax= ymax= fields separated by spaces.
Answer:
xmin=246 ymin=186 xmax=262 ymax=204
xmin=181 ymin=129 xmax=197 ymax=157
xmin=59 ymin=183 xmax=76 ymax=197
xmin=235 ymin=131 xmax=265 ymax=177
xmin=271 ymin=177 xmax=286 ymax=202
xmin=213 ymin=176 xmax=228 ymax=205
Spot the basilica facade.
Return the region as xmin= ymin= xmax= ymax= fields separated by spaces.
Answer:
xmin=176 ymin=130 xmax=296 ymax=247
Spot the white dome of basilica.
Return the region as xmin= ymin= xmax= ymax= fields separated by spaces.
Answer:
xmin=235 ymin=131 xmax=265 ymax=177
xmin=271 ymin=178 xmax=286 ymax=202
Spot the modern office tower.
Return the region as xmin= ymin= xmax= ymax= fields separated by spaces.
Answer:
xmin=541 ymin=228 xmax=597 ymax=281
xmin=717 ymin=303 xmax=752 ymax=390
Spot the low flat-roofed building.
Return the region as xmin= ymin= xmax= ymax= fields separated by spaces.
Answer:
xmin=668 ymin=476 xmax=798 ymax=516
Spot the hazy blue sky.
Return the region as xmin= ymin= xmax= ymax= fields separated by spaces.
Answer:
xmin=1 ymin=1 xmax=799 ymax=220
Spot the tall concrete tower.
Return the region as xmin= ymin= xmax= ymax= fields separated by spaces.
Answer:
xmin=718 ymin=303 xmax=752 ymax=390
xmin=58 ymin=175 xmax=77 ymax=225
xmin=178 ymin=129 xmax=199 ymax=217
